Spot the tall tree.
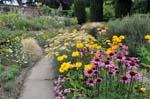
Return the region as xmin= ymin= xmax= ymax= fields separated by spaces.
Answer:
xmin=90 ymin=0 xmax=103 ymax=22
xmin=74 ymin=0 xmax=86 ymax=24
xmin=146 ymin=0 xmax=150 ymax=13
xmin=115 ymin=0 xmax=133 ymax=18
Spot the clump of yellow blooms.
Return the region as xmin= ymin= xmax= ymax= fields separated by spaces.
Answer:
xmin=75 ymin=62 xmax=82 ymax=68
xmin=140 ymin=87 xmax=146 ymax=92
xmin=59 ymin=62 xmax=73 ymax=73
xmin=112 ymin=35 xmax=125 ymax=44
xmin=89 ymin=43 xmax=102 ymax=50
xmin=76 ymin=43 xmax=84 ymax=49
xmin=106 ymin=35 xmax=125 ymax=55
xmin=72 ymin=51 xmax=80 ymax=57
xmin=84 ymin=64 xmax=94 ymax=71
xmin=57 ymin=55 xmax=68 ymax=61
xmin=145 ymin=34 xmax=150 ymax=42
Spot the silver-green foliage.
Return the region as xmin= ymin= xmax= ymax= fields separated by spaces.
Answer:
xmin=108 ymin=14 xmax=150 ymax=54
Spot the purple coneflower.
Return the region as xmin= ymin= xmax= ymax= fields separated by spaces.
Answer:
xmin=64 ymin=88 xmax=71 ymax=94
xmin=120 ymin=75 xmax=131 ymax=83
xmin=107 ymin=71 xmax=115 ymax=76
xmin=116 ymin=55 xmax=126 ymax=62
xmin=95 ymin=78 xmax=102 ymax=84
xmin=104 ymin=60 xmax=111 ymax=68
xmin=86 ymin=79 xmax=95 ymax=86
xmin=126 ymin=71 xmax=142 ymax=80
xmin=84 ymin=70 xmax=94 ymax=77
xmin=126 ymin=61 xmax=139 ymax=69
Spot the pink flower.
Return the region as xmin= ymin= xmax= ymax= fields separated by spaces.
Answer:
xmin=84 ymin=70 xmax=94 ymax=77
xmin=116 ymin=55 xmax=126 ymax=62
xmin=126 ymin=61 xmax=139 ymax=69
xmin=64 ymin=88 xmax=71 ymax=94
xmin=107 ymin=71 xmax=115 ymax=76
xmin=95 ymin=78 xmax=102 ymax=84
xmin=86 ymin=79 xmax=95 ymax=86
xmin=104 ymin=60 xmax=114 ymax=68
xmin=120 ymin=75 xmax=131 ymax=83
xmin=56 ymin=96 xmax=61 ymax=99
xmin=126 ymin=71 xmax=142 ymax=80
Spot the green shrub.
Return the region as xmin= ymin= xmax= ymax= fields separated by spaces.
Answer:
xmin=0 ymin=64 xmax=5 ymax=72
xmin=107 ymin=14 xmax=150 ymax=55
xmin=90 ymin=0 xmax=103 ymax=22
xmin=40 ymin=5 xmax=52 ymax=15
xmin=136 ymin=46 xmax=150 ymax=69
xmin=103 ymin=1 xmax=115 ymax=21
xmin=85 ymin=7 xmax=90 ymax=21
xmin=0 ymin=65 xmax=20 ymax=83
xmin=131 ymin=0 xmax=148 ymax=13
xmin=74 ymin=0 xmax=86 ymax=24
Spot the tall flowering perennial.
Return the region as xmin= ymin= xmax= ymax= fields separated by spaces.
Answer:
xmin=53 ymin=34 xmax=149 ymax=99
xmin=53 ymin=75 xmax=71 ymax=99
xmin=145 ymin=34 xmax=150 ymax=42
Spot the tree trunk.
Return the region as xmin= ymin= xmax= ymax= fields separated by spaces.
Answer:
xmin=115 ymin=0 xmax=132 ymax=18
xmin=146 ymin=0 xmax=150 ymax=13
xmin=74 ymin=0 xmax=86 ymax=24
xmin=90 ymin=0 xmax=103 ymax=22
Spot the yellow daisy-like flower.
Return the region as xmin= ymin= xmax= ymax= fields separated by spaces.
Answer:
xmin=96 ymin=45 xmax=102 ymax=50
xmin=57 ymin=56 xmax=64 ymax=61
xmin=112 ymin=35 xmax=118 ymax=39
xmin=145 ymin=35 xmax=150 ymax=40
xmin=106 ymin=48 xmax=113 ymax=55
xmin=76 ymin=43 xmax=84 ymax=49
xmin=59 ymin=62 xmax=72 ymax=73
xmin=72 ymin=51 xmax=80 ymax=57
xmin=106 ymin=40 xmax=111 ymax=43
xmin=84 ymin=64 xmax=94 ymax=71
xmin=119 ymin=35 xmax=125 ymax=39
xmin=140 ymin=87 xmax=146 ymax=92
xmin=62 ymin=55 xmax=68 ymax=59
xmin=75 ymin=62 xmax=82 ymax=68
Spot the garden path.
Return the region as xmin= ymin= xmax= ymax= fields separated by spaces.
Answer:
xmin=19 ymin=57 xmax=55 ymax=99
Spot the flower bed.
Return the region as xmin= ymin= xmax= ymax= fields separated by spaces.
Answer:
xmin=50 ymin=29 xmax=150 ymax=99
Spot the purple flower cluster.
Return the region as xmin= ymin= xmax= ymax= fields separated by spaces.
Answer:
xmin=86 ymin=77 xmax=102 ymax=86
xmin=120 ymin=70 xmax=142 ymax=83
xmin=84 ymin=44 xmax=142 ymax=86
xmin=54 ymin=75 xmax=71 ymax=99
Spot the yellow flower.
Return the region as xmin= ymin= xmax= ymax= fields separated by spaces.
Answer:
xmin=106 ymin=48 xmax=113 ymax=55
xmin=112 ymin=35 xmax=118 ymax=39
xmin=96 ymin=45 xmax=102 ymax=49
xmin=84 ymin=64 xmax=94 ymax=71
xmin=140 ymin=87 xmax=146 ymax=92
xmin=73 ymin=29 xmax=78 ymax=33
xmin=62 ymin=55 xmax=68 ymax=59
xmin=119 ymin=35 xmax=125 ymax=39
xmin=111 ymin=45 xmax=119 ymax=50
xmin=59 ymin=62 xmax=72 ymax=73
xmin=72 ymin=51 xmax=80 ymax=57
xmin=59 ymin=67 xmax=65 ymax=73
xmin=106 ymin=40 xmax=111 ymax=43
xmin=76 ymin=43 xmax=84 ymax=49
xmin=75 ymin=62 xmax=82 ymax=68
xmin=57 ymin=56 xmax=64 ymax=61
xmin=89 ymin=44 xmax=98 ymax=49
xmin=145 ymin=35 xmax=150 ymax=40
